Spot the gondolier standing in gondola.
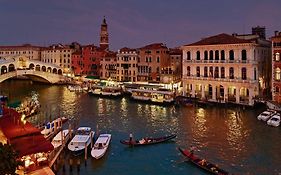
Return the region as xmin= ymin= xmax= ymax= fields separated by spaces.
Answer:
xmin=129 ymin=133 xmax=133 ymax=144
xmin=190 ymin=145 xmax=195 ymax=157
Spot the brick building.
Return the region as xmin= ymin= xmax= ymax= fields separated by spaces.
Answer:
xmin=138 ymin=43 xmax=170 ymax=83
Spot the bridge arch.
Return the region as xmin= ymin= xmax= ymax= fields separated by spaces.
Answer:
xmin=1 ymin=66 xmax=7 ymax=74
xmin=29 ymin=63 xmax=35 ymax=70
xmin=8 ymin=64 xmax=15 ymax=72
xmin=53 ymin=68 xmax=57 ymax=74
xmin=47 ymin=67 xmax=52 ymax=73
xmin=35 ymin=65 xmax=40 ymax=71
xmin=42 ymin=66 xmax=46 ymax=72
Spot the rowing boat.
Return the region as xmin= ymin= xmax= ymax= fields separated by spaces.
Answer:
xmin=178 ymin=147 xmax=229 ymax=175
xmin=120 ymin=134 xmax=176 ymax=146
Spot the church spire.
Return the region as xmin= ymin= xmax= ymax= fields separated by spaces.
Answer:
xmin=100 ymin=16 xmax=109 ymax=50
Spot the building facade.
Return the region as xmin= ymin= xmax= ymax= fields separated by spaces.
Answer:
xmin=116 ymin=47 xmax=138 ymax=82
xmin=71 ymin=45 xmax=105 ymax=77
xmin=181 ymin=33 xmax=271 ymax=106
xmin=100 ymin=51 xmax=117 ymax=80
xmin=0 ymin=44 xmax=42 ymax=60
xmin=138 ymin=43 xmax=170 ymax=83
xmin=41 ymin=44 xmax=74 ymax=74
xmin=161 ymin=48 xmax=182 ymax=85
xmin=272 ymin=31 xmax=281 ymax=103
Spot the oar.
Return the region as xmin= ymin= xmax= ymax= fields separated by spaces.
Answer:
xmin=175 ymin=158 xmax=190 ymax=164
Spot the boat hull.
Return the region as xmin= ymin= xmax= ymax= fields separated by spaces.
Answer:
xmin=120 ymin=134 xmax=176 ymax=146
xmin=178 ymin=147 xmax=229 ymax=175
xmin=91 ymin=134 xmax=111 ymax=159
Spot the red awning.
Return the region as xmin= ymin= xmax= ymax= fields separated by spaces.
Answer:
xmin=0 ymin=108 xmax=41 ymax=140
xmin=0 ymin=108 xmax=54 ymax=157
xmin=11 ymin=134 xmax=54 ymax=157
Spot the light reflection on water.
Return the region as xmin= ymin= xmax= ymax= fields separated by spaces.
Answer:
xmin=1 ymin=80 xmax=281 ymax=174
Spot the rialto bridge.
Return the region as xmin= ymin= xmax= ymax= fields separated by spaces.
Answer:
xmin=0 ymin=56 xmax=67 ymax=84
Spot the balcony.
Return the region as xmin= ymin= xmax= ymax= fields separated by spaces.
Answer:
xmin=182 ymin=75 xmax=258 ymax=84
xmin=183 ymin=59 xmax=256 ymax=64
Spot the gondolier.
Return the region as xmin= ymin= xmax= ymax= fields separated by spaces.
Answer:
xmin=129 ymin=133 xmax=133 ymax=143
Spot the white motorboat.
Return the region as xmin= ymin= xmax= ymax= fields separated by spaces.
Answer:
xmin=68 ymin=127 xmax=95 ymax=155
xmin=40 ymin=122 xmax=55 ymax=135
xmin=91 ymin=134 xmax=111 ymax=159
xmin=267 ymin=113 xmax=281 ymax=127
xmin=257 ymin=110 xmax=276 ymax=121
xmin=40 ymin=117 xmax=66 ymax=135
xmin=51 ymin=129 xmax=70 ymax=149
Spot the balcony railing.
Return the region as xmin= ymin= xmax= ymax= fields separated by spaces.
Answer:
xmin=183 ymin=59 xmax=256 ymax=64
xmin=182 ymin=75 xmax=258 ymax=83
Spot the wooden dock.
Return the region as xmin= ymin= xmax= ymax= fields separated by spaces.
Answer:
xmin=48 ymin=123 xmax=75 ymax=168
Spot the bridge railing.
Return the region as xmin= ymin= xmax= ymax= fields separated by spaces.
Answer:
xmin=0 ymin=70 xmax=66 ymax=83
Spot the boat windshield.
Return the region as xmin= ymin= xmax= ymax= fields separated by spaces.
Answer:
xmin=77 ymin=130 xmax=90 ymax=135
xmin=271 ymin=118 xmax=279 ymax=121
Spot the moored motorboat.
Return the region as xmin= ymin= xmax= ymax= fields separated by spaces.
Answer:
xmin=178 ymin=147 xmax=229 ymax=175
xmin=91 ymin=134 xmax=111 ymax=159
xmin=257 ymin=109 xmax=276 ymax=121
xmin=40 ymin=117 xmax=67 ymax=136
xmin=51 ymin=129 xmax=70 ymax=149
xmin=68 ymin=127 xmax=95 ymax=155
xmin=267 ymin=113 xmax=281 ymax=127
xmin=120 ymin=134 xmax=176 ymax=146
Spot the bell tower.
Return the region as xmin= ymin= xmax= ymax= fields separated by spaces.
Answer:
xmin=100 ymin=17 xmax=109 ymax=50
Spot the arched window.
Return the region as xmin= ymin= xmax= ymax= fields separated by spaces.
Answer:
xmin=276 ymin=53 xmax=280 ymax=61
xmin=242 ymin=67 xmax=247 ymax=80
xmin=221 ymin=50 xmax=225 ymax=60
xmin=187 ymin=51 xmax=191 ymax=60
xmin=254 ymin=68 xmax=257 ymax=80
xmin=214 ymin=67 xmax=219 ymax=78
xmin=187 ymin=66 xmax=190 ymax=76
xmin=229 ymin=50 xmax=234 ymax=60
xmin=276 ymin=86 xmax=280 ymax=93
xmin=204 ymin=51 xmax=208 ymax=60
xmin=209 ymin=50 xmax=213 ymax=60
xmin=229 ymin=67 xmax=234 ymax=79
xmin=221 ymin=67 xmax=225 ymax=78
xmin=275 ymin=68 xmax=281 ymax=80
xmin=196 ymin=51 xmax=200 ymax=60
xmin=215 ymin=50 xmax=219 ymax=60
xmin=204 ymin=67 xmax=208 ymax=77
xmin=196 ymin=66 xmax=200 ymax=77
xmin=242 ymin=50 xmax=247 ymax=61
xmin=209 ymin=67 xmax=213 ymax=77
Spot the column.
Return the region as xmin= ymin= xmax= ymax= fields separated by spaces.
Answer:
xmin=201 ymin=84 xmax=205 ymax=99
xmin=224 ymin=86 xmax=228 ymax=102
xmin=236 ymin=87 xmax=240 ymax=104
xmin=249 ymin=88 xmax=254 ymax=106
xmin=182 ymin=82 xmax=186 ymax=96
xmin=191 ymin=84 xmax=196 ymax=98
xmin=212 ymin=85 xmax=216 ymax=101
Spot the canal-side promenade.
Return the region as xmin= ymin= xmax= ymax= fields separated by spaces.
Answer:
xmin=0 ymin=107 xmax=55 ymax=174
xmin=1 ymin=80 xmax=281 ymax=174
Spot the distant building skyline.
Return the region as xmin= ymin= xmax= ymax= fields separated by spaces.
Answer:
xmin=0 ymin=0 xmax=281 ymax=50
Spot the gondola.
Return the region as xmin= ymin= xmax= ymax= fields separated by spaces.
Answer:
xmin=120 ymin=134 xmax=176 ymax=146
xmin=178 ymin=147 xmax=230 ymax=175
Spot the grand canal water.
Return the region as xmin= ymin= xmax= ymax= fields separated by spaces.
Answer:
xmin=1 ymin=80 xmax=281 ymax=175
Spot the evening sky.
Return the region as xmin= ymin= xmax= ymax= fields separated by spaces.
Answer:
xmin=0 ymin=0 xmax=280 ymax=50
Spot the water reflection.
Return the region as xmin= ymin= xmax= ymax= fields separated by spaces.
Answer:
xmin=226 ymin=110 xmax=246 ymax=154
xmin=1 ymin=80 xmax=281 ymax=174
